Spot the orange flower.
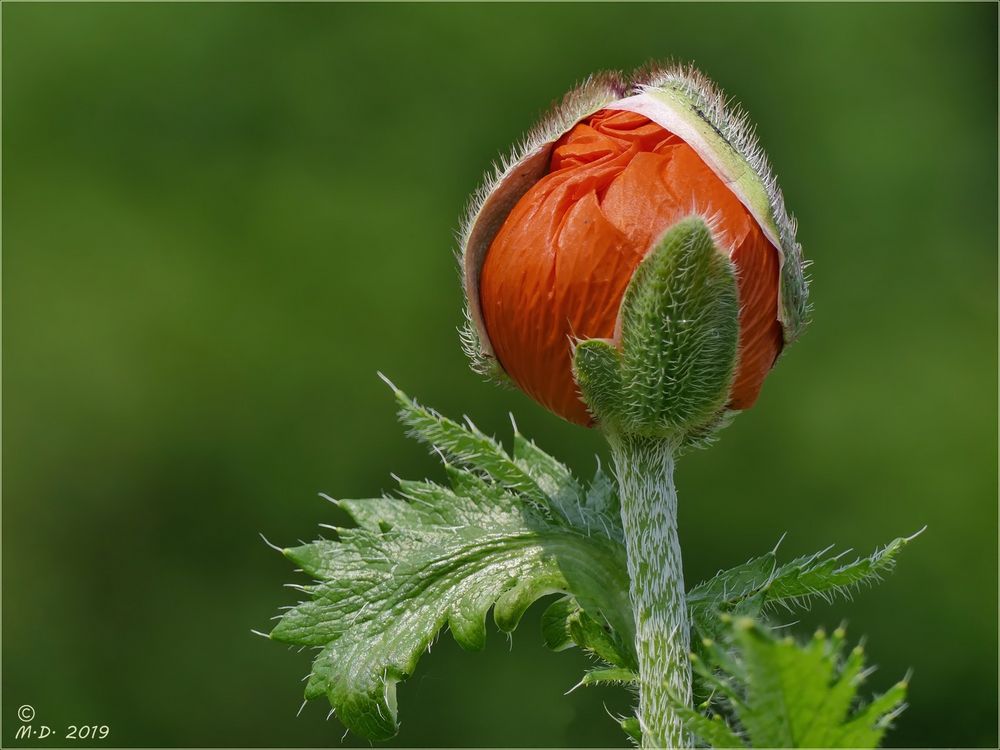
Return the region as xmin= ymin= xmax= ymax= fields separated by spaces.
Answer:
xmin=461 ymin=67 xmax=808 ymax=428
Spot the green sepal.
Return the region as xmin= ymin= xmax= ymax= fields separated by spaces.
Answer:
xmin=573 ymin=216 xmax=739 ymax=447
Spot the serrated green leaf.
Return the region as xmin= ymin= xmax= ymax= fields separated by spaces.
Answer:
xmin=567 ymin=606 xmax=636 ymax=670
xmin=541 ymin=596 xmax=578 ymax=652
xmin=677 ymin=617 xmax=908 ymax=748
xmin=512 ymin=428 xmax=624 ymax=542
xmin=833 ymin=678 xmax=909 ymax=747
xmin=688 ymin=530 xmax=923 ymax=644
xmin=539 ymin=593 xmax=636 ymax=670
xmin=580 ymin=667 xmax=638 ymax=687
xmin=672 ymin=705 xmax=746 ymax=748
xmin=766 ymin=530 xmax=922 ymax=606
xmin=584 ymin=461 xmax=620 ymax=519
xmin=621 ymin=716 xmax=643 ymax=745
xmin=270 ymin=387 xmax=632 ymax=741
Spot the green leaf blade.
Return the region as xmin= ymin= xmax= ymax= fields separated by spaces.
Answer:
xmin=679 ymin=616 xmax=909 ymax=749
xmin=688 ymin=530 xmax=924 ymax=644
xmin=269 ymin=387 xmax=632 ymax=740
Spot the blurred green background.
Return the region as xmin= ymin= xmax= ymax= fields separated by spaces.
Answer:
xmin=3 ymin=3 xmax=997 ymax=747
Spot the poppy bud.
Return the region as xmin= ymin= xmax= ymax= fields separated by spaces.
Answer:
xmin=460 ymin=65 xmax=808 ymax=439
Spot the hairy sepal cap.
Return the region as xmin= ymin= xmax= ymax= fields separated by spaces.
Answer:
xmin=574 ymin=217 xmax=739 ymax=447
xmin=460 ymin=64 xmax=808 ymax=426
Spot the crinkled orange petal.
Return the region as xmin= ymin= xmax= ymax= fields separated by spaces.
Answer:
xmin=480 ymin=109 xmax=782 ymax=426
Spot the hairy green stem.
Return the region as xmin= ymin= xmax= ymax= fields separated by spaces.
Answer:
xmin=608 ymin=432 xmax=691 ymax=749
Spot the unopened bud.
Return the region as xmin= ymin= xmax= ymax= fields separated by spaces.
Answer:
xmin=461 ymin=64 xmax=808 ymax=441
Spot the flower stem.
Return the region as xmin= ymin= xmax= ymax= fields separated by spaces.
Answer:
xmin=608 ymin=431 xmax=691 ymax=749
